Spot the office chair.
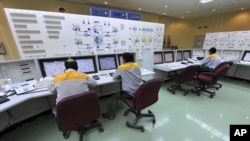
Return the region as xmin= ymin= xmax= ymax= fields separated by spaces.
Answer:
xmin=192 ymin=64 xmax=230 ymax=98
xmin=167 ymin=65 xmax=200 ymax=95
xmin=120 ymin=78 xmax=164 ymax=132
xmin=212 ymin=61 xmax=233 ymax=89
xmin=197 ymin=61 xmax=233 ymax=90
xmin=55 ymin=90 xmax=104 ymax=141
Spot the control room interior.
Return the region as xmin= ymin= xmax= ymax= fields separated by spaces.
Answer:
xmin=0 ymin=0 xmax=250 ymax=141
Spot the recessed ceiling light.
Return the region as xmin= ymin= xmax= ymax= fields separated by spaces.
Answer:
xmin=241 ymin=8 xmax=245 ymax=10
xmin=165 ymin=5 xmax=168 ymax=8
xmin=181 ymin=16 xmax=184 ymax=19
xmin=186 ymin=11 xmax=190 ymax=13
xmin=163 ymin=12 xmax=166 ymax=15
xmin=212 ymin=9 xmax=216 ymax=12
xmin=104 ymin=1 xmax=107 ymax=5
xmin=199 ymin=0 xmax=213 ymax=4
xmin=138 ymin=8 xmax=141 ymax=10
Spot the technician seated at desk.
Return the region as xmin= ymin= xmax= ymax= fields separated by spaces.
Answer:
xmin=102 ymin=52 xmax=142 ymax=120
xmin=48 ymin=58 xmax=96 ymax=103
xmin=198 ymin=47 xmax=222 ymax=70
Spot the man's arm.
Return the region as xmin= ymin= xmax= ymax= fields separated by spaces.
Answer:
xmin=112 ymin=69 xmax=121 ymax=80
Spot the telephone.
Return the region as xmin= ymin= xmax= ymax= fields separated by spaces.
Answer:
xmin=14 ymin=83 xmax=35 ymax=95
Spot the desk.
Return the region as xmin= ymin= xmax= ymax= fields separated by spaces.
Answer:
xmin=231 ymin=62 xmax=250 ymax=80
xmin=154 ymin=62 xmax=202 ymax=80
xmin=0 ymin=68 xmax=155 ymax=132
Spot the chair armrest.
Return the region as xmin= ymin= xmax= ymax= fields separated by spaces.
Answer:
xmin=197 ymin=72 xmax=217 ymax=82
xmin=197 ymin=68 xmax=214 ymax=74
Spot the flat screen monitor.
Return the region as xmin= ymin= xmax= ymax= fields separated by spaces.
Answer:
xmin=98 ymin=54 xmax=118 ymax=71
xmin=241 ymin=51 xmax=250 ymax=62
xmin=176 ymin=51 xmax=183 ymax=61
xmin=117 ymin=54 xmax=124 ymax=65
xmin=154 ymin=52 xmax=163 ymax=64
xmin=72 ymin=56 xmax=97 ymax=74
xmin=222 ymin=50 xmax=242 ymax=61
xmin=38 ymin=58 xmax=66 ymax=77
xmin=183 ymin=50 xmax=192 ymax=60
xmin=192 ymin=49 xmax=205 ymax=58
xmin=163 ymin=51 xmax=174 ymax=63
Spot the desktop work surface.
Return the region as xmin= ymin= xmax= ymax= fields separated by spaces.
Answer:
xmin=0 ymin=68 xmax=155 ymax=132
xmin=154 ymin=61 xmax=202 ymax=72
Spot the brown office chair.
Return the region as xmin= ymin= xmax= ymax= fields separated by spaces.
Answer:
xmin=55 ymin=90 xmax=104 ymax=141
xmin=192 ymin=64 xmax=230 ymax=98
xmin=120 ymin=78 xmax=164 ymax=132
xmin=167 ymin=65 xmax=200 ymax=95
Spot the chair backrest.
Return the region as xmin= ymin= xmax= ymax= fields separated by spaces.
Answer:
xmin=133 ymin=78 xmax=164 ymax=110
xmin=56 ymin=90 xmax=100 ymax=132
xmin=179 ymin=65 xmax=200 ymax=83
xmin=214 ymin=64 xmax=230 ymax=81
xmin=215 ymin=61 xmax=233 ymax=70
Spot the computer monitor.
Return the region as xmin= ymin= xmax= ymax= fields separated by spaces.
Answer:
xmin=222 ymin=50 xmax=243 ymax=61
xmin=192 ymin=49 xmax=205 ymax=58
xmin=241 ymin=50 xmax=250 ymax=62
xmin=98 ymin=54 xmax=118 ymax=71
xmin=176 ymin=51 xmax=183 ymax=61
xmin=163 ymin=51 xmax=174 ymax=63
xmin=38 ymin=58 xmax=66 ymax=77
xmin=117 ymin=54 xmax=124 ymax=65
xmin=153 ymin=52 xmax=163 ymax=64
xmin=72 ymin=56 xmax=97 ymax=74
xmin=183 ymin=50 xmax=192 ymax=60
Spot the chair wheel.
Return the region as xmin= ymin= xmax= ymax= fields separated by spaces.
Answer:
xmin=126 ymin=121 xmax=130 ymax=127
xmin=99 ymin=127 xmax=104 ymax=132
xmin=124 ymin=110 xmax=129 ymax=116
xmin=152 ymin=119 xmax=156 ymax=124
xmin=141 ymin=127 xmax=145 ymax=132
xmin=63 ymin=131 xmax=70 ymax=139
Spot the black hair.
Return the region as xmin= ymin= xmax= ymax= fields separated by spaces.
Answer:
xmin=64 ymin=58 xmax=78 ymax=70
xmin=122 ymin=52 xmax=134 ymax=63
xmin=209 ymin=47 xmax=216 ymax=54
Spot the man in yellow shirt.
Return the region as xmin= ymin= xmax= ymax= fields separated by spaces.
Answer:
xmin=48 ymin=58 xmax=93 ymax=103
xmin=102 ymin=53 xmax=142 ymax=120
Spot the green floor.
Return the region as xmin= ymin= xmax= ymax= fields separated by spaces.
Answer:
xmin=1 ymin=78 xmax=249 ymax=141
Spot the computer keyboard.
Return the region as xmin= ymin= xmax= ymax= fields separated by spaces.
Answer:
xmin=164 ymin=62 xmax=179 ymax=67
xmin=34 ymin=80 xmax=51 ymax=89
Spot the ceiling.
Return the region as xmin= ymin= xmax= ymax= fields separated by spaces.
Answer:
xmin=59 ymin=0 xmax=250 ymax=19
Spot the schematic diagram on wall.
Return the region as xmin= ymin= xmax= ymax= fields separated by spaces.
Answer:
xmin=4 ymin=8 xmax=165 ymax=59
xmin=203 ymin=30 xmax=250 ymax=50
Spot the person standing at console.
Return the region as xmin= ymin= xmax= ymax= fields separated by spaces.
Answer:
xmin=102 ymin=52 xmax=142 ymax=120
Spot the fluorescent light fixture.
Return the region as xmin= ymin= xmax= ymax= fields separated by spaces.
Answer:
xmin=199 ymin=0 xmax=213 ymax=4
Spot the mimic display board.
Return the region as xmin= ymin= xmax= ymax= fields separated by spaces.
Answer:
xmin=4 ymin=8 xmax=164 ymax=59
xmin=203 ymin=30 xmax=250 ymax=50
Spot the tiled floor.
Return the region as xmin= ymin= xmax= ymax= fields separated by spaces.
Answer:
xmin=1 ymin=78 xmax=249 ymax=141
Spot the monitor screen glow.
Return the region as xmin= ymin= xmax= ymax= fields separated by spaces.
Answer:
xmin=183 ymin=50 xmax=191 ymax=60
xmin=76 ymin=58 xmax=96 ymax=73
xmin=163 ymin=52 xmax=174 ymax=63
xmin=242 ymin=51 xmax=250 ymax=62
xmin=193 ymin=50 xmax=205 ymax=58
xmin=98 ymin=55 xmax=117 ymax=71
xmin=154 ymin=52 xmax=163 ymax=64
xmin=176 ymin=51 xmax=183 ymax=61
xmin=42 ymin=61 xmax=65 ymax=77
